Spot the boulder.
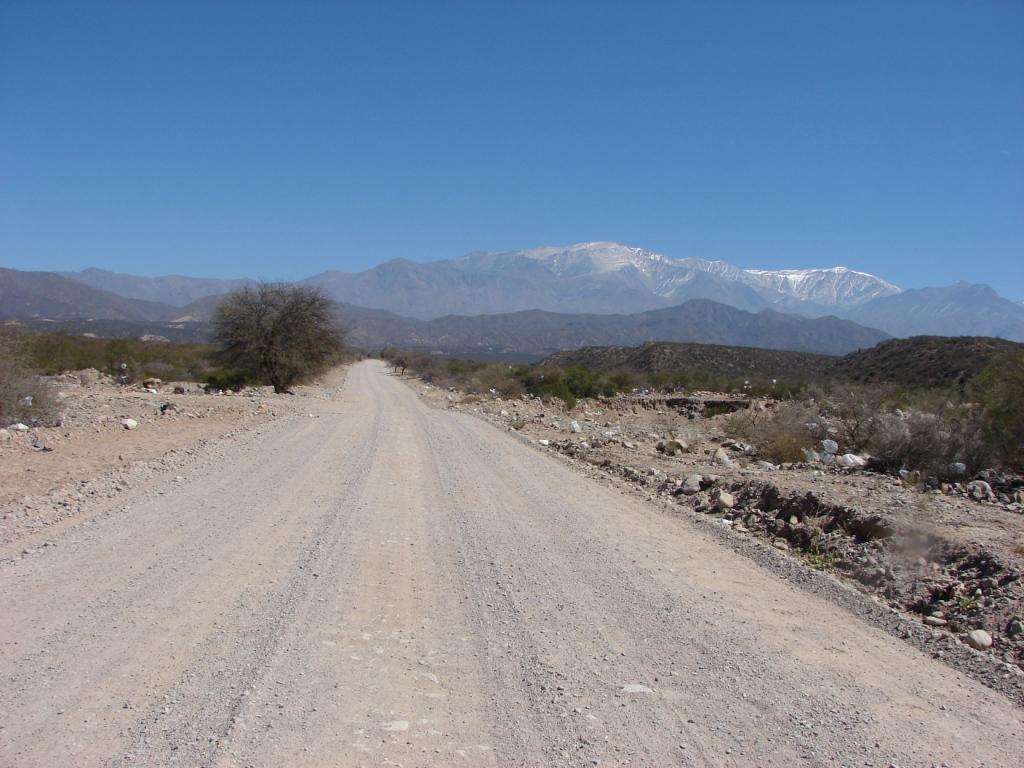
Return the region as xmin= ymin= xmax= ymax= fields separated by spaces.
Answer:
xmin=570 ymin=420 xmax=582 ymax=433
xmin=965 ymin=629 xmax=993 ymax=651
xmin=820 ymin=439 xmax=839 ymax=455
xmin=713 ymin=490 xmax=736 ymax=510
xmin=656 ymin=439 xmax=688 ymax=456
xmin=837 ymin=453 xmax=867 ymax=469
xmin=121 ymin=418 xmax=138 ymax=430
xmin=713 ymin=447 xmax=734 ymax=467
xmin=679 ymin=474 xmax=703 ymax=495
xmin=966 ymin=480 xmax=993 ymax=501
xmin=10 ymin=423 xmax=29 ymax=432
xmin=948 ymin=462 xmax=967 ymax=476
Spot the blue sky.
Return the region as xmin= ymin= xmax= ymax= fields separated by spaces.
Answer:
xmin=1 ymin=1 xmax=1022 ymax=298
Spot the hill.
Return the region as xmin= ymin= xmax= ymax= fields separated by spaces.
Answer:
xmin=542 ymin=342 xmax=835 ymax=379
xmin=829 ymin=335 xmax=1024 ymax=389
xmin=340 ymin=299 xmax=890 ymax=357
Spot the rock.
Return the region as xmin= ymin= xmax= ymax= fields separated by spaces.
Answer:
xmin=173 ymin=385 xmax=187 ymax=395
xmin=10 ymin=423 xmax=29 ymax=432
xmin=1006 ymin=618 xmax=1023 ymax=638
xmin=966 ymin=480 xmax=993 ymax=501
xmin=621 ymin=684 xmax=653 ymax=694
xmin=0 ymin=428 xmax=10 ymax=441
xmin=837 ymin=453 xmax=867 ymax=469
xmin=570 ymin=420 xmax=582 ymax=433
xmin=923 ymin=616 xmax=947 ymax=627
xmin=713 ymin=490 xmax=736 ymax=510
xmin=713 ymin=447 xmax=734 ymax=467
xmin=948 ymin=462 xmax=967 ymax=476
xmin=121 ymin=419 xmax=138 ymax=430
xmin=680 ymin=474 xmax=703 ymax=495
xmin=965 ymin=629 xmax=993 ymax=650
xmin=78 ymin=368 xmax=103 ymax=385
xmin=537 ymin=439 xmax=550 ymax=447
xmin=801 ymin=448 xmax=820 ymax=463
xmin=656 ymin=439 xmax=688 ymax=456
xmin=755 ymin=460 xmax=776 ymax=471
xmin=820 ymin=439 xmax=838 ymax=455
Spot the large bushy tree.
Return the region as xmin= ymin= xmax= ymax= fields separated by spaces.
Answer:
xmin=213 ymin=283 xmax=344 ymax=393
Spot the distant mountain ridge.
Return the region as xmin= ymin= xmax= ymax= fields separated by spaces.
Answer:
xmin=333 ymin=299 xmax=889 ymax=357
xmin=8 ymin=240 xmax=1024 ymax=341
xmin=59 ymin=268 xmax=253 ymax=307
xmin=302 ymin=242 xmax=901 ymax=319
xmin=0 ymin=267 xmax=889 ymax=357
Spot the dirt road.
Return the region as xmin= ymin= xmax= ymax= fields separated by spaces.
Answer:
xmin=1 ymin=361 xmax=1021 ymax=767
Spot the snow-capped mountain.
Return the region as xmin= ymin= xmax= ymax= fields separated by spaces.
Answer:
xmin=744 ymin=266 xmax=901 ymax=309
xmin=486 ymin=241 xmax=901 ymax=314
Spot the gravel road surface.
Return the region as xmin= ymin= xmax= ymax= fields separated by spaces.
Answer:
xmin=1 ymin=361 xmax=1021 ymax=767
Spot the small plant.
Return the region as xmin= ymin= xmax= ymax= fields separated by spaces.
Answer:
xmin=956 ymin=594 xmax=978 ymax=612
xmin=804 ymin=550 xmax=840 ymax=571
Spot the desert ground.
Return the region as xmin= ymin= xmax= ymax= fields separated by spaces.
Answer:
xmin=1 ymin=360 xmax=1022 ymax=767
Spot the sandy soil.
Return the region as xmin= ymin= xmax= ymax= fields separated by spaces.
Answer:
xmin=1 ymin=361 xmax=1021 ymax=767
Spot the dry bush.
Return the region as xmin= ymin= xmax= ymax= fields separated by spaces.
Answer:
xmin=864 ymin=405 xmax=990 ymax=477
xmin=0 ymin=329 xmax=56 ymax=426
xmin=724 ymin=401 xmax=824 ymax=463
xmin=471 ymin=365 xmax=526 ymax=398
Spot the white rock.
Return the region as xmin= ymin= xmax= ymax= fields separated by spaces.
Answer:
xmin=10 ymin=423 xmax=29 ymax=432
xmin=713 ymin=447 xmax=734 ymax=467
xmin=538 ymin=439 xmax=550 ymax=446
xmin=121 ymin=418 xmax=138 ymax=430
xmin=965 ymin=629 xmax=993 ymax=650
xmin=621 ymin=684 xmax=653 ymax=694
xmin=570 ymin=420 xmax=582 ymax=433
xmin=837 ymin=453 xmax=867 ymax=469
xmin=820 ymin=439 xmax=839 ymax=455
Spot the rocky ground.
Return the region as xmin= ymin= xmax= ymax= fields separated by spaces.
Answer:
xmin=414 ymin=379 xmax=1024 ymax=687
xmin=0 ymin=370 xmax=329 ymax=546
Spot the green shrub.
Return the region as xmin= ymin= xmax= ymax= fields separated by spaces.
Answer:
xmin=973 ymin=350 xmax=1024 ymax=469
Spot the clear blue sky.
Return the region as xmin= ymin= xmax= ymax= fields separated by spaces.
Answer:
xmin=2 ymin=1 xmax=1022 ymax=298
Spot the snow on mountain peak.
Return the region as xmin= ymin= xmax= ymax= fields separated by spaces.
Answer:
xmin=500 ymin=242 xmax=901 ymax=309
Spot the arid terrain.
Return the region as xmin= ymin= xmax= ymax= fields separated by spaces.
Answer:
xmin=2 ymin=360 xmax=1023 ymax=767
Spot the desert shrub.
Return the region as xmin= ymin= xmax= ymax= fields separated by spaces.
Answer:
xmin=725 ymin=401 xmax=824 ymax=462
xmin=0 ymin=328 xmax=56 ymax=426
xmin=471 ymin=365 xmax=527 ymax=398
xmin=28 ymin=332 xmax=225 ymax=382
xmin=972 ymin=350 xmax=1024 ymax=468
xmin=862 ymin=404 xmax=989 ymax=477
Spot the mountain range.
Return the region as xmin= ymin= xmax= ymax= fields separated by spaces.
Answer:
xmin=3 ymin=241 xmax=1023 ymax=354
